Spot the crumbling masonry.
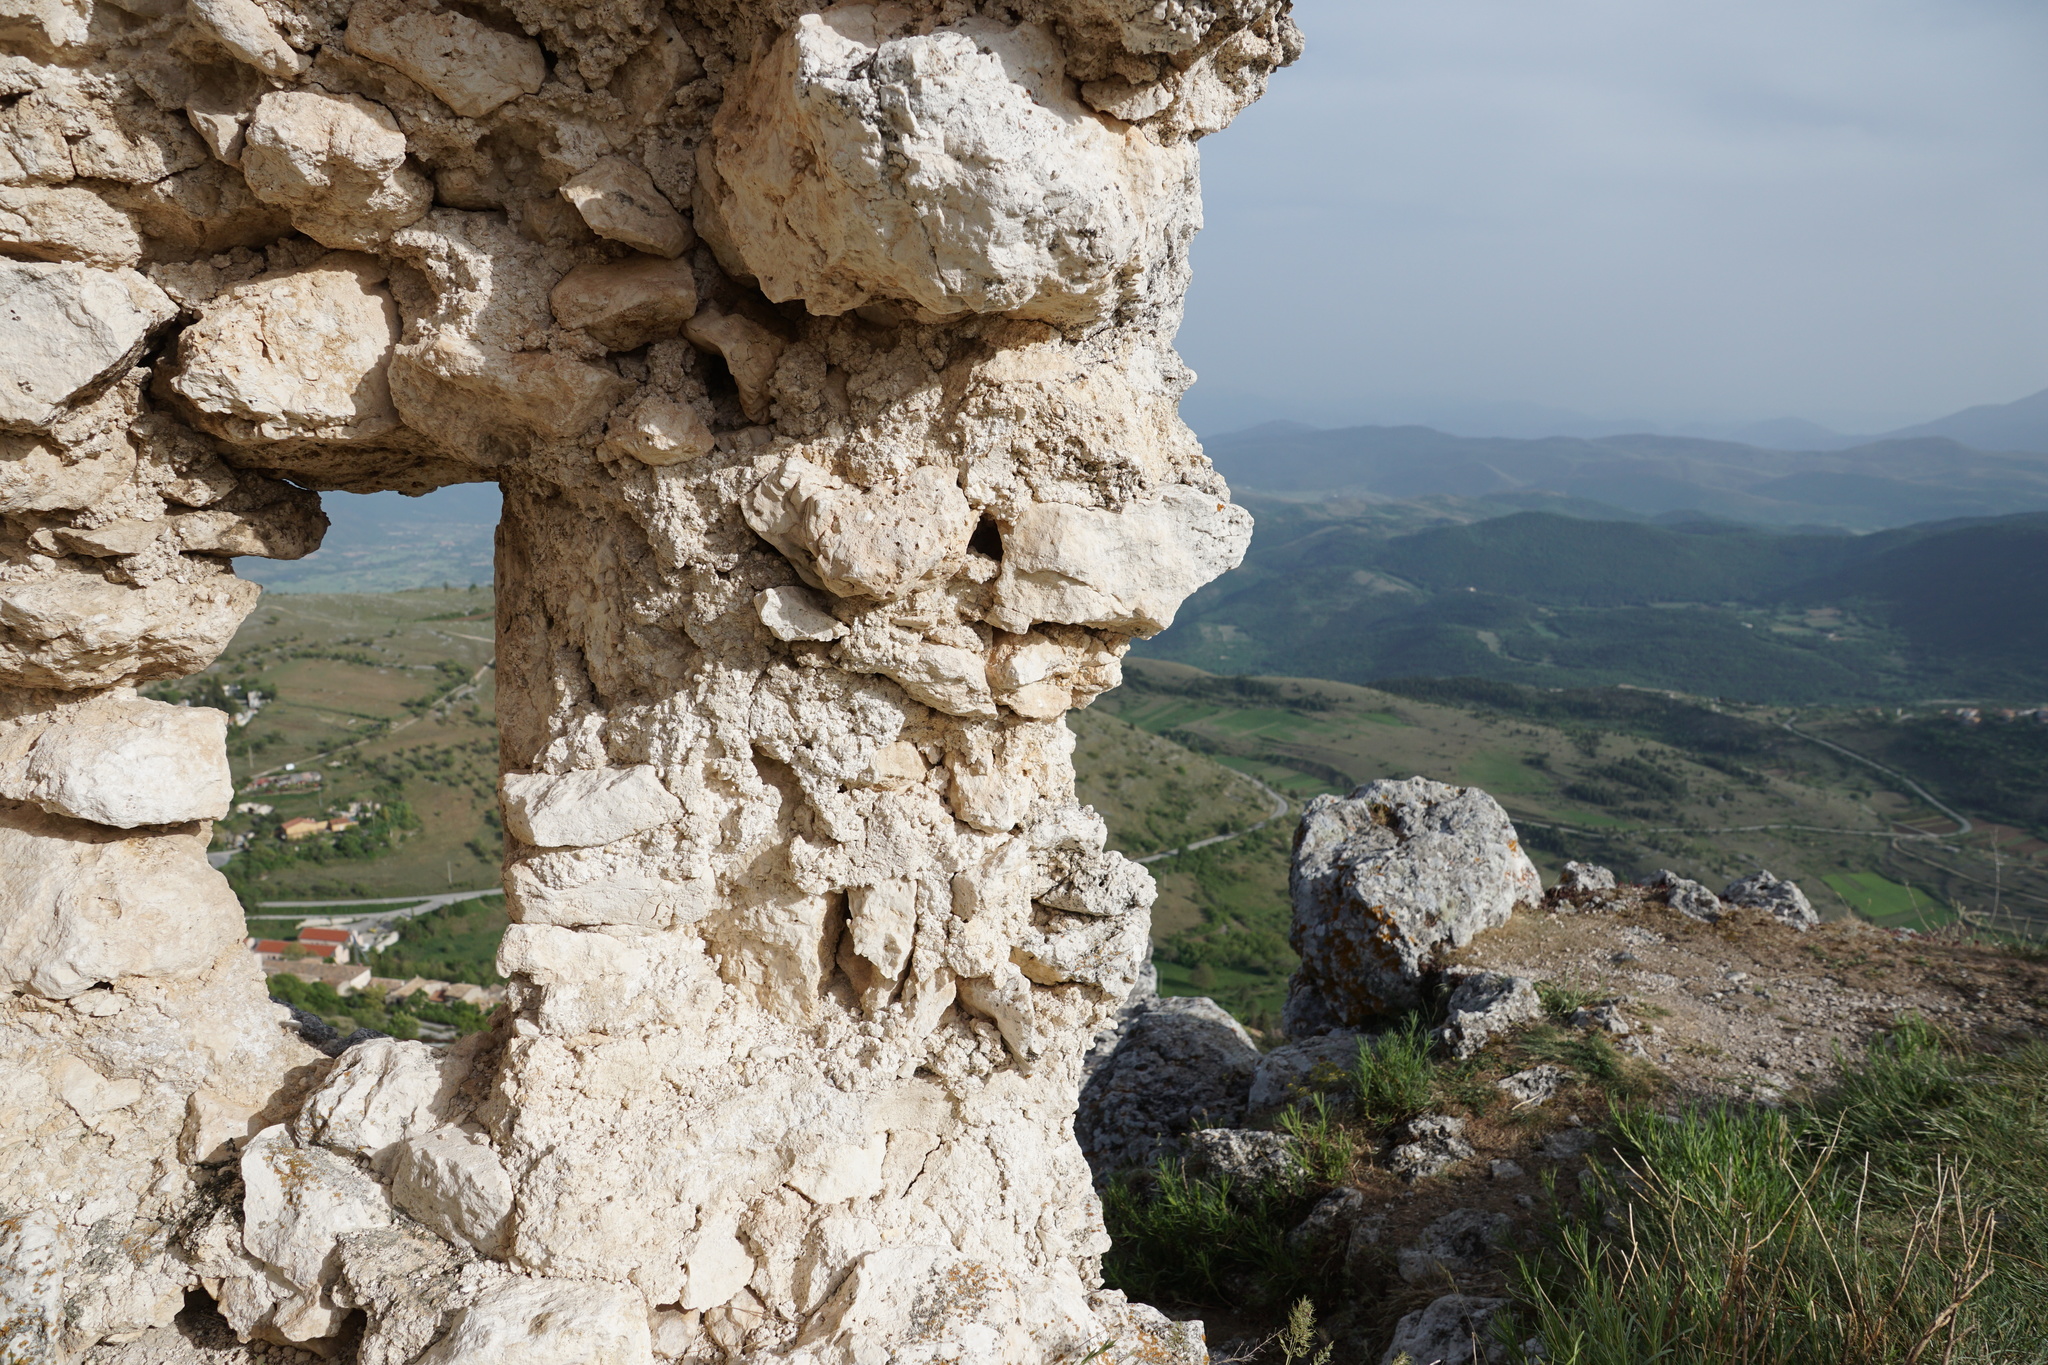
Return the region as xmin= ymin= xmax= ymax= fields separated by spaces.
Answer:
xmin=0 ymin=1 xmax=1298 ymax=1359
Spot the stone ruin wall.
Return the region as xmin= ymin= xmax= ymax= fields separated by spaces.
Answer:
xmin=0 ymin=0 xmax=1298 ymax=1359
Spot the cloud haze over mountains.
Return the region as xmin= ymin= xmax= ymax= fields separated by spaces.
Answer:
xmin=1177 ymin=0 xmax=2048 ymax=438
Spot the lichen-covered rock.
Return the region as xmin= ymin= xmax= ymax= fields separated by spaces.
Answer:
xmin=1285 ymin=778 xmax=1541 ymax=1035
xmin=1380 ymin=1293 xmax=1510 ymax=1365
xmin=1078 ymin=991 xmax=1260 ymax=1175
xmin=1397 ymin=1208 xmax=1512 ymax=1286
xmin=1182 ymin=1128 xmax=1304 ymax=1187
xmin=1437 ymin=969 xmax=1541 ymax=1060
xmin=1653 ymin=869 xmax=1724 ymax=922
xmin=1724 ymin=869 xmax=1818 ymax=929
xmin=1247 ymin=1030 xmax=1361 ymax=1115
xmin=1389 ymin=1115 xmax=1475 ymax=1181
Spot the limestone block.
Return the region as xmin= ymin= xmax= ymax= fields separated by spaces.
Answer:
xmin=345 ymin=0 xmax=546 ymax=119
xmin=1652 ymin=869 xmax=1722 ymax=922
xmin=1396 ymin=1208 xmax=1511 ymax=1286
xmin=795 ymin=1247 xmax=1068 ymax=1365
xmin=189 ymin=0 xmax=310 ymax=79
xmin=988 ymin=487 xmax=1252 ymax=636
xmin=745 ymin=457 xmax=976 ymax=602
xmin=549 ymin=254 xmax=698 ymax=350
xmin=0 ymin=695 xmax=233 ymax=826
xmin=241 ymin=91 xmax=432 ymax=249
xmin=1284 ymin=777 xmax=1541 ymax=1034
xmin=168 ymin=253 xmax=403 ymax=445
xmin=0 ymin=184 xmax=140 ymax=265
xmin=0 ymin=425 xmax=136 ymax=515
xmin=682 ymin=308 xmax=783 ymax=420
xmin=602 ymin=395 xmax=714 ymax=466
xmin=846 ymin=879 xmax=916 ymax=980
xmin=1183 ymin=1128 xmax=1303 ymax=1187
xmin=1437 ymin=970 xmax=1541 ymax=1060
xmin=502 ymin=764 xmax=684 ymax=848
xmin=389 ymin=1127 xmax=515 ymax=1255
xmin=295 ymin=1038 xmax=469 ymax=1168
xmin=1378 ymin=1293 xmax=1509 ymax=1365
xmin=239 ymin=1125 xmax=395 ymax=1342
xmin=508 ymin=845 xmax=712 ymax=930
xmin=0 ymin=569 xmax=259 ymax=688
xmin=414 ymin=1277 xmax=654 ymax=1365
xmin=1246 ymin=1032 xmax=1361 ymax=1115
xmin=755 ymin=586 xmax=847 ymax=642
xmin=705 ymin=13 xmax=1193 ymax=326
xmin=0 ymin=799 xmax=242 ymax=997
xmin=1078 ymin=993 xmax=1259 ymax=1174
xmin=559 ymin=158 xmax=692 ymax=258
xmin=0 ymin=260 xmax=174 ymax=430
xmin=1723 ymin=869 xmax=1818 ymax=929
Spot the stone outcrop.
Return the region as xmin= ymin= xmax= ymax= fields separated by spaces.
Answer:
xmin=1284 ymin=777 xmax=1541 ymax=1035
xmin=1077 ymin=983 xmax=1261 ymax=1177
xmin=0 ymin=1 xmax=1297 ymax=1360
xmin=1724 ymin=869 xmax=1818 ymax=930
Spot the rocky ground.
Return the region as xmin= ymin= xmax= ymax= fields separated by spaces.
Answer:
xmin=1080 ymin=785 xmax=2048 ymax=1365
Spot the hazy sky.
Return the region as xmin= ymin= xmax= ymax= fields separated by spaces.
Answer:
xmin=1176 ymin=0 xmax=2048 ymax=436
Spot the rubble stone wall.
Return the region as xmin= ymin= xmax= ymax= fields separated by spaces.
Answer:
xmin=0 ymin=0 xmax=1296 ymax=1359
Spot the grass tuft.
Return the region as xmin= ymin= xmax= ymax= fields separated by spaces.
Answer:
xmin=1351 ymin=1015 xmax=1439 ymax=1126
xmin=1503 ymin=1018 xmax=2048 ymax=1363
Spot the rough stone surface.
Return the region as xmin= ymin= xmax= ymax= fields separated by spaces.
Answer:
xmin=0 ymin=260 xmax=174 ymax=429
xmin=0 ymin=0 xmax=1294 ymax=1357
xmin=1396 ymin=1208 xmax=1512 ymax=1286
xmin=1437 ymin=970 xmax=1541 ymax=1060
xmin=1559 ymin=860 xmax=1615 ymax=897
xmin=1379 ymin=1294 xmax=1509 ymax=1365
xmin=0 ymin=694 xmax=233 ymax=826
xmin=1389 ymin=1115 xmax=1475 ymax=1181
xmin=1495 ymin=1065 xmax=1566 ymax=1108
xmin=1247 ymin=1031 xmax=1361 ymax=1115
xmin=1286 ymin=778 xmax=1542 ymax=1034
xmin=1653 ymin=869 xmax=1724 ymax=922
xmin=1077 ymin=990 xmax=1260 ymax=1176
xmin=1724 ymin=869 xmax=1818 ymax=930
xmin=1181 ymin=1128 xmax=1304 ymax=1188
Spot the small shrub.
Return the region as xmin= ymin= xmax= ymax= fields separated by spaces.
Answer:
xmin=1277 ymin=1094 xmax=1356 ymax=1186
xmin=1352 ymin=1016 xmax=1437 ymax=1127
xmin=1102 ymin=1163 xmax=1331 ymax=1309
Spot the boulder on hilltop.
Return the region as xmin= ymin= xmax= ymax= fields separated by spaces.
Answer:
xmin=1284 ymin=777 xmax=1541 ymax=1035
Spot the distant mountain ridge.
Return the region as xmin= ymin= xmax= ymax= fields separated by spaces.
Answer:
xmin=1135 ymin=504 xmax=2048 ymax=703
xmin=1203 ymin=421 xmax=2048 ymax=531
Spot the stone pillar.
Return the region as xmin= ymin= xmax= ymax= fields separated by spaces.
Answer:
xmin=0 ymin=1 xmax=1299 ymax=1360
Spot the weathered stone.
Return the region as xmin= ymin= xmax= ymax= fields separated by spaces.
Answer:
xmin=237 ymin=1125 xmax=395 ymax=1341
xmin=1285 ymin=1186 xmax=1368 ymax=1257
xmin=745 ymin=455 xmax=977 ymax=602
xmin=241 ymin=91 xmax=433 ymax=249
xmin=1 ymin=0 xmax=1297 ymax=1355
xmin=0 ymin=184 xmax=141 ymax=265
xmin=549 ymin=253 xmax=697 ymax=351
xmin=559 ymin=157 xmax=692 ymax=258
xmin=0 ymin=695 xmax=232 ymax=826
xmin=1438 ymin=970 xmax=1541 ymax=1060
xmin=600 ymin=394 xmax=714 ymax=466
xmin=1653 ymin=869 xmax=1723 ymax=922
xmin=416 ymin=1276 xmax=656 ymax=1365
xmin=500 ymin=764 xmax=684 ymax=848
xmin=0 ymin=260 xmax=173 ymax=430
xmin=1495 ymin=1064 xmax=1567 ymax=1108
xmin=1397 ymin=1208 xmax=1512 ymax=1286
xmin=1285 ymin=778 xmax=1541 ymax=1034
xmin=1182 ymin=1128 xmax=1304 ymax=1188
xmin=704 ymin=12 xmax=1198 ymax=327
xmin=346 ymin=0 xmax=546 ymax=118
xmin=755 ymin=585 xmax=847 ymax=642
xmin=190 ymin=0 xmax=310 ymax=79
xmin=295 ymin=1037 xmax=469 ymax=1168
xmin=1247 ymin=1031 xmax=1361 ymax=1115
xmin=1571 ymin=1001 xmax=1631 ymax=1035
xmin=1558 ymin=860 xmax=1615 ymax=897
xmin=389 ymin=1127 xmax=515 ymax=1255
xmin=168 ymin=253 xmax=403 ymax=446
xmin=1389 ymin=1115 xmax=1474 ymax=1181
xmin=1078 ymin=992 xmax=1260 ymax=1175
xmin=1380 ymin=1294 xmax=1510 ymax=1365
xmin=1724 ymin=869 xmax=1818 ymax=929
xmin=987 ymin=488 xmax=1253 ymax=636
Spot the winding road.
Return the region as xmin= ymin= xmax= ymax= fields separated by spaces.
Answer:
xmin=1134 ymin=770 xmax=1292 ymax=865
